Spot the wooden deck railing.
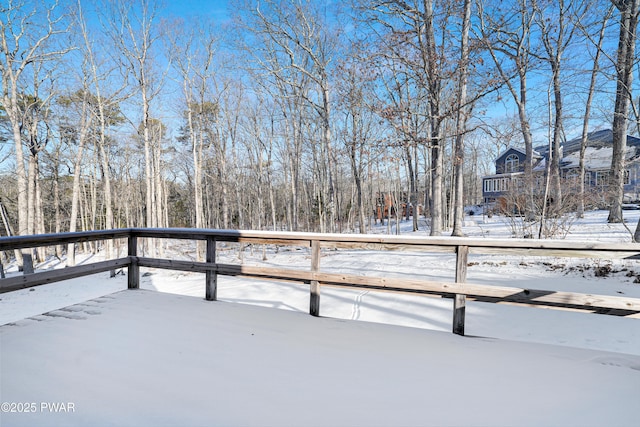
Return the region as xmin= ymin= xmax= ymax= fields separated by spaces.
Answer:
xmin=1 ymin=228 xmax=640 ymax=335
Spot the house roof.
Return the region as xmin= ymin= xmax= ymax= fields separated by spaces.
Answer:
xmin=535 ymin=129 xmax=640 ymax=156
xmin=496 ymin=146 xmax=542 ymax=160
xmin=563 ymin=129 xmax=640 ymax=153
xmin=533 ymin=129 xmax=640 ymax=169
xmin=560 ymin=146 xmax=636 ymax=170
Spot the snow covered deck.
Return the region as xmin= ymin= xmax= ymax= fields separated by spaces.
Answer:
xmin=1 ymin=289 xmax=639 ymax=427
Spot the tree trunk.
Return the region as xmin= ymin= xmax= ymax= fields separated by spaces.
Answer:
xmin=0 ymin=0 xmax=69 ymax=269
xmin=67 ymin=136 xmax=86 ymax=266
xmin=610 ymin=0 xmax=639 ymax=223
xmin=451 ymin=0 xmax=472 ymax=237
xmin=10 ymin=113 xmax=27 ymax=269
xmin=549 ymin=65 xmax=563 ymax=214
xmin=577 ymin=7 xmax=611 ymax=218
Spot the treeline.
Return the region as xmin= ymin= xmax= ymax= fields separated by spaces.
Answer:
xmin=0 ymin=0 xmax=638 ymax=259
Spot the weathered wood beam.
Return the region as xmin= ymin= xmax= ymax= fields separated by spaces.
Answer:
xmin=0 ymin=257 xmax=132 ymax=294
xmin=128 ymin=235 xmax=139 ymax=290
xmin=0 ymin=229 xmax=131 ymax=251
xmin=134 ymin=256 xmax=640 ymax=317
xmin=310 ymin=240 xmax=321 ymax=316
xmin=128 ymin=228 xmax=640 ymax=259
xmin=453 ymin=245 xmax=469 ymax=335
xmin=205 ymin=237 xmax=217 ymax=301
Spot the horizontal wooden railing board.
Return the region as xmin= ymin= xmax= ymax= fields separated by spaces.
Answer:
xmin=0 ymin=257 xmax=132 ymax=294
xmin=320 ymin=241 xmax=458 ymax=253
xmin=469 ymin=246 xmax=640 ymax=259
xmin=136 ymin=257 xmax=211 ymax=273
xmin=133 ymin=256 xmax=640 ymax=317
xmin=128 ymin=227 xmax=640 ymax=251
xmin=0 ymin=230 xmax=131 ymax=251
xmin=136 ymin=257 xmax=313 ymax=284
xmin=131 ymin=229 xmax=313 ymax=248
xmin=12 ymin=227 xmax=629 ymax=256
xmin=132 ymin=228 xmax=640 ymax=258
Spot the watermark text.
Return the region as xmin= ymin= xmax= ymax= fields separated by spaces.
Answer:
xmin=1 ymin=402 xmax=75 ymax=413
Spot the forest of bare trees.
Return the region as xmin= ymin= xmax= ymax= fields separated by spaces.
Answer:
xmin=0 ymin=0 xmax=639 ymax=264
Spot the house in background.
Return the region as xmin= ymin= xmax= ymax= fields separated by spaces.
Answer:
xmin=482 ymin=147 xmax=542 ymax=205
xmin=482 ymin=129 xmax=640 ymax=210
xmin=375 ymin=192 xmax=423 ymax=222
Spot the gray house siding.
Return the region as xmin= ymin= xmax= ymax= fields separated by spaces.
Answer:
xmin=481 ymin=130 xmax=640 ymax=207
xmin=495 ymin=148 xmax=527 ymax=174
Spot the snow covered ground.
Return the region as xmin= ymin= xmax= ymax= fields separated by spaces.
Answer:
xmin=1 ymin=210 xmax=640 ymax=426
xmin=2 ymin=289 xmax=638 ymax=427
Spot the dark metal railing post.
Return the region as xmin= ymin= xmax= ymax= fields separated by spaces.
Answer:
xmin=453 ymin=245 xmax=469 ymax=335
xmin=205 ymin=237 xmax=217 ymax=301
xmin=128 ymin=232 xmax=139 ymax=289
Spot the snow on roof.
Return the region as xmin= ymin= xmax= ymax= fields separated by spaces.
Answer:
xmin=509 ymin=129 xmax=640 ymax=171
xmin=533 ymin=156 xmax=546 ymax=171
xmin=559 ymin=145 xmax=637 ymax=170
xmin=562 ymin=129 xmax=640 ymax=153
xmin=535 ymin=129 xmax=640 ymax=161
xmin=2 ymin=289 xmax=639 ymax=427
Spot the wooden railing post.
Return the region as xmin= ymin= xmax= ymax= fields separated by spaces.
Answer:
xmin=22 ymin=252 xmax=34 ymax=275
xmin=128 ymin=233 xmax=139 ymax=289
xmin=453 ymin=245 xmax=468 ymax=335
xmin=310 ymin=240 xmax=321 ymax=316
xmin=205 ymin=237 xmax=217 ymax=301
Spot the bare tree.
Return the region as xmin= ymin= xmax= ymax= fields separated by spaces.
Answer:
xmin=103 ymin=0 xmax=164 ymax=231
xmin=239 ymin=0 xmax=337 ymax=232
xmin=575 ymin=3 xmax=613 ymax=218
xmin=376 ymin=54 xmax=428 ymax=233
xmin=335 ymin=48 xmax=380 ymax=233
xmin=360 ymin=0 xmax=456 ymax=235
xmin=58 ymin=88 xmax=91 ymax=266
xmin=419 ymin=0 xmax=446 ymax=236
xmin=167 ymin=18 xmax=219 ymax=256
xmin=0 ymin=0 xmax=70 ymax=268
xmin=477 ymin=0 xmax=538 ymax=222
xmin=70 ymin=0 xmax=129 ymax=265
xmin=240 ymin=95 xmax=279 ymax=230
xmin=532 ymin=0 xmax=583 ymax=215
xmin=609 ymin=0 xmax=639 ymax=223
xmin=451 ymin=0 xmax=472 ymax=237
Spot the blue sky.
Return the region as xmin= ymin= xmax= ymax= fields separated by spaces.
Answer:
xmin=163 ymin=0 xmax=229 ymax=21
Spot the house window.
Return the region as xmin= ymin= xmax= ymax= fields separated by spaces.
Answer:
xmin=591 ymin=170 xmax=630 ymax=186
xmin=484 ymin=178 xmax=511 ymax=193
xmin=565 ymin=170 xmax=579 ymax=180
xmin=595 ymin=171 xmax=609 ymax=187
xmin=505 ymin=154 xmax=519 ymax=173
